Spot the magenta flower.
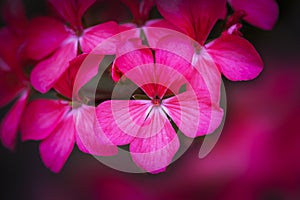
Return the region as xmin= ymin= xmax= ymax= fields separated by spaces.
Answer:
xmin=20 ymin=54 xmax=117 ymax=173
xmin=96 ymin=41 xmax=223 ymax=173
xmin=156 ymin=0 xmax=264 ymax=103
xmin=25 ymin=0 xmax=119 ymax=93
xmin=228 ymin=0 xmax=279 ymax=30
xmin=0 ymin=4 xmax=30 ymax=151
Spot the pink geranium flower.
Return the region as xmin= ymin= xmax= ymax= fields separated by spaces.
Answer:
xmin=96 ymin=41 xmax=223 ymax=173
xmin=25 ymin=0 xmax=119 ymax=93
xmin=156 ymin=0 xmax=264 ymax=103
xmin=228 ymin=0 xmax=279 ymax=30
xmin=20 ymin=54 xmax=117 ymax=173
xmin=0 ymin=1 xmax=30 ymax=151
xmin=0 ymin=48 xmax=29 ymax=150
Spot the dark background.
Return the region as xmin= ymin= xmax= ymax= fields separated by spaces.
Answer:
xmin=1 ymin=0 xmax=300 ymax=199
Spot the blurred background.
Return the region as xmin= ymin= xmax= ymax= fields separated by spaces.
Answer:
xmin=1 ymin=0 xmax=300 ymax=199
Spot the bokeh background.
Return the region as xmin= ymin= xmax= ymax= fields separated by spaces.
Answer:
xmin=1 ymin=0 xmax=300 ymax=199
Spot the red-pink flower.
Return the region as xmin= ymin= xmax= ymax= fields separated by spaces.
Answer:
xmin=20 ymin=54 xmax=117 ymax=173
xmin=96 ymin=41 xmax=223 ymax=173
xmin=228 ymin=0 xmax=279 ymax=30
xmin=0 ymin=3 xmax=30 ymax=151
xmin=156 ymin=0 xmax=264 ymax=103
xmin=26 ymin=0 xmax=119 ymax=93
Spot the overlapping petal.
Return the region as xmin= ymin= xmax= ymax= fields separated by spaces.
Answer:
xmin=80 ymin=21 xmax=119 ymax=54
xmin=130 ymin=108 xmax=179 ymax=173
xmin=54 ymin=53 xmax=104 ymax=100
xmin=74 ymin=105 xmax=117 ymax=156
xmin=143 ymin=20 xmax=182 ymax=48
xmin=155 ymin=34 xmax=221 ymax=103
xmin=30 ymin=40 xmax=78 ymax=93
xmin=39 ymin=113 xmax=75 ymax=173
xmin=163 ymin=91 xmax=223 ymax=138
xmin=20 ymin=99 xmax=70 ymax=141
xmin=96 ymin=100 xmax=151 ymax=145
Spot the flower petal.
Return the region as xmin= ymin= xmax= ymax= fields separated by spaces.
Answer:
xmin=54 ymin=53 xmax=104 ymax=100
xmin=80 ymin=21 xmax=119 ymax=54
xmin=49 ymin=0 xmax=95 ymax=29
xmin=30 ymin=41 xmax=78 ymax=93
xmin=130 ymin=108 xmax=179 ymax=173
xmin=115 ymin=43 xmax=187 ymax=99
xmin=0 ymin=70 xmax=24 ymax=107
xmin=120 ymin=0 xmax=155 ymax=24
xmin=25 ymin=16 xmax=69 ymax=60
xmin=0 ymin=90 xmax=28 ymax=151
xmin=155 ymin=34 xmax=222 ymax=103
xmin=20 ymin=99 xmax=70 ymax=141
xmin=96 ymin=100 xmax=152 ymax=145
xmin=143 ymin=19 xmax=182 ymax=48
xmin=163 ymin=91 xmax=223 ymax=138
xmin=112 ymin=40 xmax=157 ymax=97
xmin=74 ymin=105 xmax=117 ymax=156
xmin=156 ymin=0 xmax=227 ymax=44
xmin=206 ymin=34 xmax=263 ymax=81
xmin=191 ymin=50 xmax=222 ymax=104
xmin=228 ymin=0 xmax=279 ymax=30
xmin=39 ymin=114 xmax=75 ymax=173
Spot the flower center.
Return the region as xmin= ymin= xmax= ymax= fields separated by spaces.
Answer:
xmin=152 ymin=97 xmax=162 ymax=106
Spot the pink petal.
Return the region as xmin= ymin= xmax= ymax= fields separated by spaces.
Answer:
xmin=112 ymin=41 xmax=155 ymax=96
xmin=155 ymin=34 xmax=194 ymax=76
xmin=120 ymin=0 xmax=155 ymax=24
xmin=54 ymin=53 xmax=104 ymax=100
xmin=118 ymin=60 xmax=186 ymax=99
xmin=206 ymin=33 xmax=263 ymax=81
xmin=228 ymin=0 xmax=279 ymax=30
xmin=95 ymin=100 xmax=153 ymax=145
xmin=163 ymin=91 xmax=224 ymax=138
xmin=20 ymin=99 xmax=70 ymax=141
xmin=143 ymin=19 xmax=182 ymax=48
xmin=155 ymin=34 xmax=222 ymax=103
xmin=191 ymin=50 xmax=222 ymax=104
xmin=74 ymin=105 xmax=117 ymax=156
xmin=25 ymin=16 xmax=69 ymax=60
xmin=39 ymin=114 xmax=75 ymax=173
xmin=0 ymin=90 xmax=28 ymax=151
xmin=0 ymin=70 xmax=24 ymax=107
xmin=130 ymin=108 xmax=180 ymax=173
xmin=30 ymin=41 xmax=78 ymax=93
xmin=80 ymin=21 xmax=119 ymax=54
xmin=72 ymin=54 xmax=104 ymax=100
xmin=49 ymin=0 xmax=95 ymax=29
xmin=156 ymin=0 xmax=227 ymax=44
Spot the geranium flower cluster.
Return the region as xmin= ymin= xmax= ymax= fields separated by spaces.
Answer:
xmin=0 ymin=0 xmax=278 ymax=173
